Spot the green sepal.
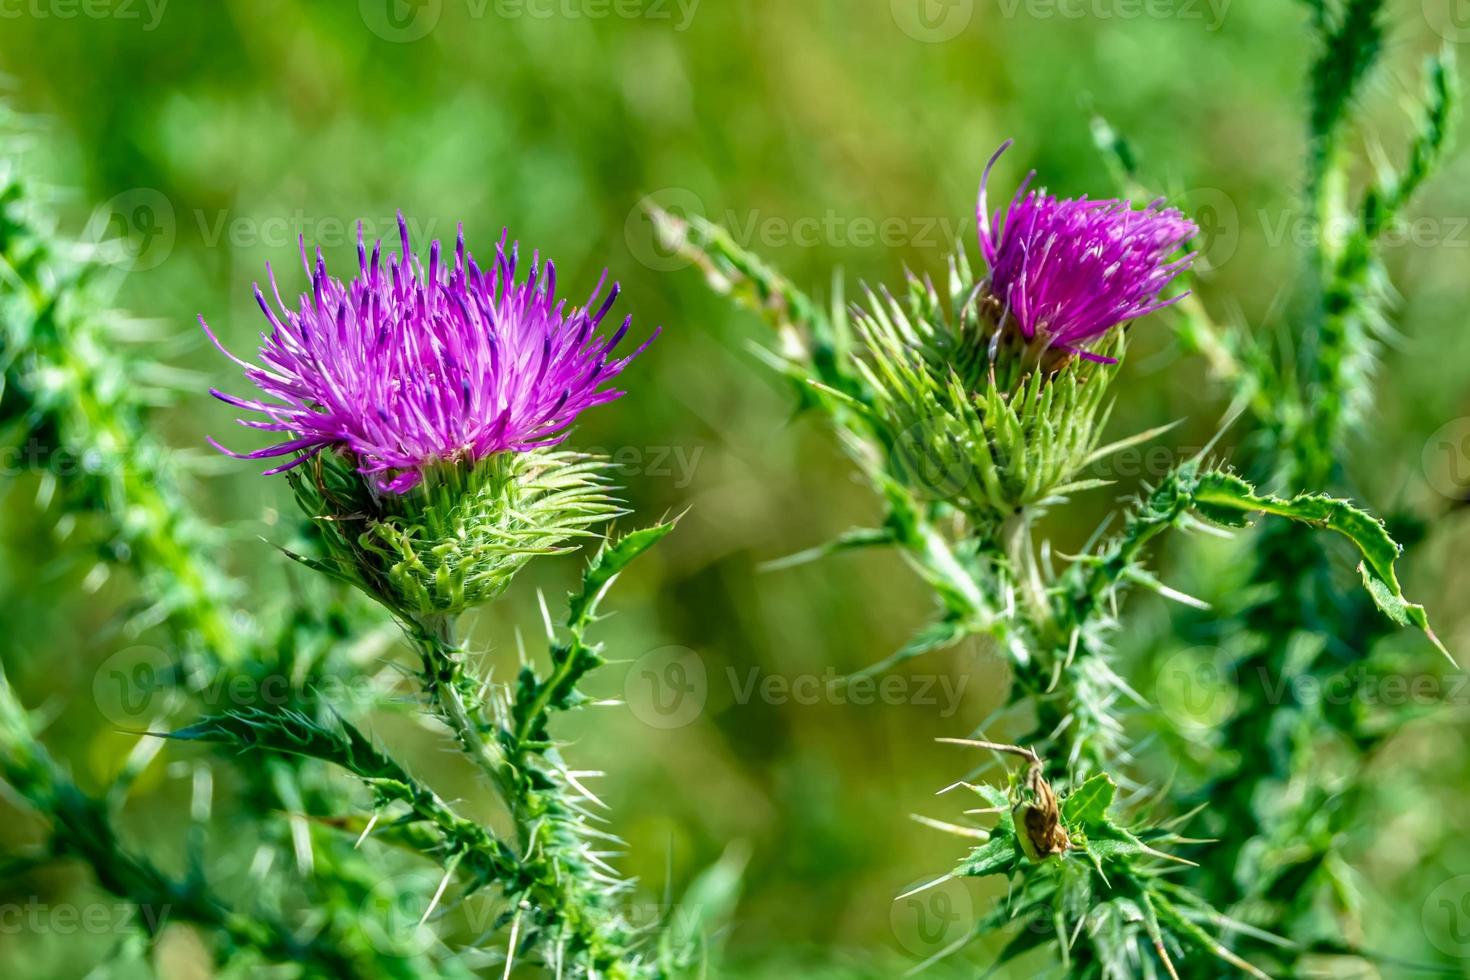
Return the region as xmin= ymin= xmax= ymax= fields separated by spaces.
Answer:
xmin=288 ymin=449 xmax=623 ymax=618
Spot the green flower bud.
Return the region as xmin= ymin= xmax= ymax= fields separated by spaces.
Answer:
xmin=853 ymin=262 xmax=1119 ymax=529
xmin=287 ymin=449 xmax=622 ymax=618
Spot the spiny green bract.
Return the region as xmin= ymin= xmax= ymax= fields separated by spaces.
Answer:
xmin=850 ymin=257 xmax=1118 ymax=529
xmin=288 ymin=448 xmax=623 ymax=618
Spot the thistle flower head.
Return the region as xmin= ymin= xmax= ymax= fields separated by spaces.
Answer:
xmin=204 ymin=214 xmax=656 ymax=492
xmin=203 ymin=215 xmax=654 ymax=616
xmin=851 ymin=141 xmax=1196 ymax=521
xmin=977 ymin=140 xmax=1196 ymax=362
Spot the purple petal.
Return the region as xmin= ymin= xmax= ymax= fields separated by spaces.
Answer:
xmin=201 ymin=217 xmax=656 ymax=492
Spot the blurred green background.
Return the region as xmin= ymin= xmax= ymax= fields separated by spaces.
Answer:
xmin=1 ymin=0 xmax=1469 ymax=975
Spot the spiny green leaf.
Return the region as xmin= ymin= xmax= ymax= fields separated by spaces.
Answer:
xmin=1081 ymin=828 xmax=1151 ymax=864
xmin=569 ymin=519 xmax=677 ymax=628
xmin=165 ymin=707 xmax=410 ymax=785
xmin=1192 ymin=470 xmax=1446 ymax=657
xmin=975 ymin=782 xmax=1012 ymax=813
xmin=956 ymin=835 xmax=1018 ymax=879
xmin=1061 ymin=773 xmax=1116 ymax=828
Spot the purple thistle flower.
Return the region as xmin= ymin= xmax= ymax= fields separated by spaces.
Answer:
xmin=977 ymin=140 xmax=1197 ymax=363
xmin=203 ymin=215 xmax=657 ymax=493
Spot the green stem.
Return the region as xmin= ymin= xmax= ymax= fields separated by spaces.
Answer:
xmin=413 ymin=614 xmax=519 ymax=817
xmin=408 ymin=614 xmax=648 ymax=978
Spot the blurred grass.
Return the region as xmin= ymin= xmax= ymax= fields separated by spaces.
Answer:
xmin=1 ymin=0 xmax=1468 ymax=975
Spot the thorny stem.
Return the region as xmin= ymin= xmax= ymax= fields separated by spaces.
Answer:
xmin=408 ymin=612 xmax=648 ymax=978
xmin=413 ymin=614 xmax=519 ymax=817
